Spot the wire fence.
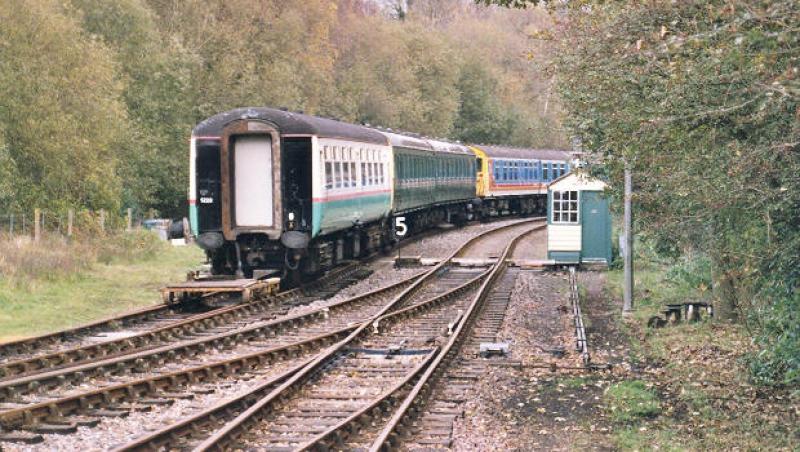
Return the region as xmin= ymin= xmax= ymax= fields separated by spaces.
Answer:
xmin=0 ymin=208 xmax=161 ymax=241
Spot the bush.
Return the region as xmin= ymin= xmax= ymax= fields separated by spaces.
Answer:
xmin=664 ymin=254 xmax=712 ymax=297
xmin=0 ymin=234 xmax=94 ymax=285
xmin=95 ymin=230 xmax=167 ymax=264
xmin=749 ymin=288 xmax=800 ymax=387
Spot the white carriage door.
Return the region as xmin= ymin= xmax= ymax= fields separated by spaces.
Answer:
xmin=234 ymin=136 xmax=273 ymax=227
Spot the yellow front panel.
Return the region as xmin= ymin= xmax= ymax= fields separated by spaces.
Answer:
xmin=468 ymin=146 xmax=490 ymax=197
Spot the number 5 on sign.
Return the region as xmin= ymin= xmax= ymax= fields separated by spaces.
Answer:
xmin=394 ymin=216 xmax=407 ymax=237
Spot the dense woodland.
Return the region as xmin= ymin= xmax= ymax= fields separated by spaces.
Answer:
xmin=1 ymin=0 xmax=798 ymax=385
xmin=537 ymin=0 xmax=797 ymax=385
xmin=0 ymin=0 xmax=561 ymax=216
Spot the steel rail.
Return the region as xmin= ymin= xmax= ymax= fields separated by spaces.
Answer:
xmin=0 ymin=216 xmax=535 ymax=362
xmin=0 ymin=271 xmax=425 ymax=409
xmin=569 ymin=267 xmax=590 ymax=365
xmin=2 ymin=218 xmax=538 ymax=447
xmin=0 ymin=305 xmax=174 ymax=357
xmin=293 ymin=349 xmax=439 ymax=451
xmin=291 ymin=270 xmax=492 ymax=452
xmin=0 ymin=326 xmax=355 ymax=431
xmin=113 ymin=268 xmax=482 ymax=451
xmin=112 ymin=268 xmax=489 ymax=452
xmin=190 ymin=218 xmax=540 ymax=452
xmin=0 ymin=262 xmax=361 ymax=367
xmin=368 ymin=223 xmax=537 ymax=451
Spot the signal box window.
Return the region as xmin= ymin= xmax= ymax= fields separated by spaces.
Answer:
xmin=552 ymin=190 xmax=579 ymax=223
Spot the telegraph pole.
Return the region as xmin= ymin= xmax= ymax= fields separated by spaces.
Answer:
xmin=622 ymin=163 xmax=634 ymax=316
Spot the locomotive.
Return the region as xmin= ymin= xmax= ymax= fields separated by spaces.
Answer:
xmin=189 ymin=107 xmax=570 ymax=283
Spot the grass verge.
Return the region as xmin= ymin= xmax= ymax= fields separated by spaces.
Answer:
xmin=600 ymin=262 xmax=800 ymax=450
xmin=0 ymin=234 xmax=203 ymax=342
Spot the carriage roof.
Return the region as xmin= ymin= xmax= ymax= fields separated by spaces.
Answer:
xmin=474 ymin=145 xmax=571 ymax=161
xmin=193 ymin=107 xmax=388 ymax=145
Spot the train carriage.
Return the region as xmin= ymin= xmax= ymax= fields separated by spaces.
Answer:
xmin=469 ymin=145 xmax=571 ymax=217
xmin=188 ymin=107 xmax=572 ymax=284
xmin=190 ymin=107 xmax=393 ymax=280
xmin=381 ymin=131 xmax=477 ymax=232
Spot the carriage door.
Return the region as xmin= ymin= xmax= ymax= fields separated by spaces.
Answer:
xmin=281 ymin=138 xmax=312 ymax=232
xmin=234 ymin=136 xmax=273 ymax=227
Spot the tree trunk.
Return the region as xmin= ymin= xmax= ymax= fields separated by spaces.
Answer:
xmin=711 ymin=255 xmax=739 ymax=322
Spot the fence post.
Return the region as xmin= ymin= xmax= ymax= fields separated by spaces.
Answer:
xmin=126 ymin=208 xmax=133 ymax=232
xmin=99 ymin=209 xmax=106 ymax=232
xmin=67 ymin=209 xmax=74 ymax=237
xmin=34 ymin=208 xmax=41 ymax=242
xmin=9 ymin=214 xmax=13 ymax=235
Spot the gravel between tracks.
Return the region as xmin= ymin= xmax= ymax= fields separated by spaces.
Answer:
xmin=3 ymin=357 xmax=304 ymax=452
xmin=452 ymin=270 xmax=580 ymax=451
xmin=510 ymin=226 xmax=547 ymax=260
xmin=394 ymin=218 xmax=530 ymax=261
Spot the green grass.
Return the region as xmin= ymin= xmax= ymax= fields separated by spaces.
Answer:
xmin=560 ymin=376 xmax=592 ymax=390
xmin=0 ymin=244 xmax=203 ymax=342
xmin=598 ymin=254 xmax=799 ymax=450
xmin=605 ymin=380 xmax=662 ymax=424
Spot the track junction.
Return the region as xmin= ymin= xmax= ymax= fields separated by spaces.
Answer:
xmin=0 ymin=218 xmax=599 ymax=450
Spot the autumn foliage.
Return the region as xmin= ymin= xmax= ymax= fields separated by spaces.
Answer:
xmin=0 ymin=0 xmax=563 ymax=217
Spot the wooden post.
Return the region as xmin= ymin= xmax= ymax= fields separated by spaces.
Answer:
xmin=67 ymin=209 xmax=74 ymax=237
xmin=622 ymin=163 xmax=634 ymax=316
xmin=99 ymin=209 xmax=106 ymax=232
xmin=34 ymin=208 xmax=41 ymax=242
xmin=126 ymin=208 xmax=133 ymax=232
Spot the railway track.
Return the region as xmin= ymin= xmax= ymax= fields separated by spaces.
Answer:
xmin=0 ymin=270 xmax=429 ymax=435
xmin=0 ymin=215 xmax=524 ymax=370
xmin=0 ymin=263 xmax=367 ymax=379
xmin=110 ymin=219 xmax=543 ymax=451
xmin=0 ymin=218 xmax=542 ymax=447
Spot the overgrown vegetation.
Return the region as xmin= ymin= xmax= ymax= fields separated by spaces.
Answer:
xmin=600 ymin=259 xmax=800 ymax=450
xmin=0 ymin=231 xmax=168 ymax=287
xmin=479 ymin=0 xmax=799 ymax=385
xmin=0 ymin=232 xmax=202 ymax=340
xmin=0 ymin=0 xmax=564 ymax=218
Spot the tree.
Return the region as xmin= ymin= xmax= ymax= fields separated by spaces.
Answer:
xmin=0 ymin=0 xmax=129 ymax=212
xmin=550 ymin=0 xmax=799 ymax=382
xmin=453 ymin=59 xmax=517 ymax=144
xmin=69 ymin=0 xmax=196 ymax=217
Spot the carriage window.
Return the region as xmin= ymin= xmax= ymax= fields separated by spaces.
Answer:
xmin=552 ymin=190 xmax=579 ymax=224
xmin=334 ymin=162 xmax=342 ymax=188
xmin=325 ymin=162 xmax=333 ymax=189
xmin=380 ymin=163 xmax=385 ymax=184
xmin=349 ymin=162 xmax=356 ymax=187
